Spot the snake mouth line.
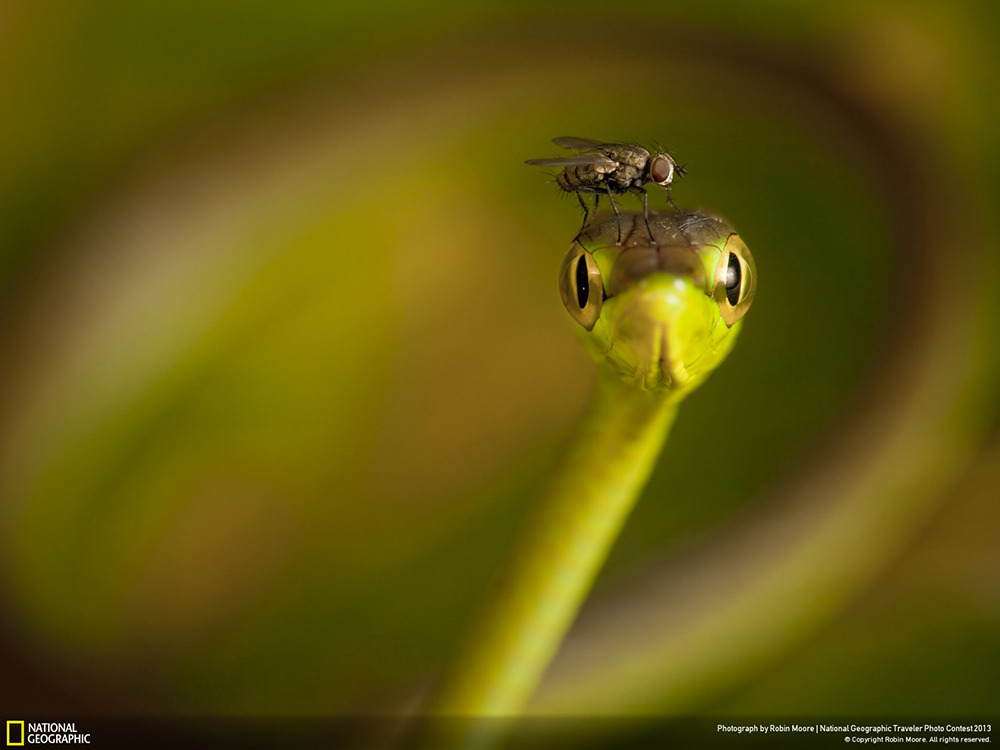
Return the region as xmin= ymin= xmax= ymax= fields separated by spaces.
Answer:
xmin=658 ymin=326 xmax=678 ymax=387
xmin=658 ymin=325 xmax=696 ymax=389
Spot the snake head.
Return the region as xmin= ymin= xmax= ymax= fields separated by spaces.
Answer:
xmin=559 ymin=210 xmax=756 ymax=392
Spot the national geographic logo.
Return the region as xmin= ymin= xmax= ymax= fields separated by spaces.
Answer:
xmin=6 ymin=722 xmax=90 ymax=745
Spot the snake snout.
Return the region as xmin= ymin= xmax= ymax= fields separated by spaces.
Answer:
xmin=607 ymin=273 xmax=715 ymax=390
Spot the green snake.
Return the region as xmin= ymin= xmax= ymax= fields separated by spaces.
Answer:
xmin=428 ymin=209 xmax=756 ymax=729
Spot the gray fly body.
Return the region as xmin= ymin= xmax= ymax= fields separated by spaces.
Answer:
xmin=526 ymin=136 xmax=685 ymax=244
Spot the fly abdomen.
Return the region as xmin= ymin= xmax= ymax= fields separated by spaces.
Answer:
xmin=558 ymin=165 xmax=595 ymax=192
xmin=558 ymin=163 xmax=614 ymax=193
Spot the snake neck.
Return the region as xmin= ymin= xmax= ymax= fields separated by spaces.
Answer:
xmin=584 ymin=369 xmax=683 ymax=445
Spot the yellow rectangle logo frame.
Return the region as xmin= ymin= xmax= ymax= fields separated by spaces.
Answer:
xmin=6 ymin=721 xmax=25 ymax=746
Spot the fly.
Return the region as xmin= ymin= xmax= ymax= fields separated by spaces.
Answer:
xmin=526 ymin=136 xmax=686 ymax=244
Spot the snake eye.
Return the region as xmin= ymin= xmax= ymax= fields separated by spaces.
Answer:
xmin=713 ymin=234 xmax=756 ymax=327
xmin=575 ymin=253 xmax=590 ymax=308
xmin=725 ymin=253 xmax=741 ymax=306
xmin=559 ymin=243 xmax=604 ymax=330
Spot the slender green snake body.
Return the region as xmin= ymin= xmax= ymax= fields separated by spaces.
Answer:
xmin=425 ymin=209 xmax=756 ymax=742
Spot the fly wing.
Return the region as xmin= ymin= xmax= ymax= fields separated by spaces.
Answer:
xmin=552 ymin=136 xmax=606 ymax=151
xmin=525 ymin=153 xmax=617 ymax=168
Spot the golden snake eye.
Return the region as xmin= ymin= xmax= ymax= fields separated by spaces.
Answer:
xmin=713 ymin=234 xmax=756 ymax=327
xmin=559 ymin=243 xmax=604 ymax=330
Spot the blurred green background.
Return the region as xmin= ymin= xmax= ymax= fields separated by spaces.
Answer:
xmin=0 ymin=0 xmax=997 ymax=733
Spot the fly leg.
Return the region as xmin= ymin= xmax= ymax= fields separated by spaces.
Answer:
xmin=631 ymin=186 xmax=655 ymax=244
xmin=666 ymin=187 xmax=683 ymax=215
xmin=604 ymin=184 xmax=622 ymax=244
xmin=572 ymin=189 xmax=593 ymax=241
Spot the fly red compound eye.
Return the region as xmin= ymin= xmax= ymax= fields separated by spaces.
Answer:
xmin=650 ymin=154 xmax=674 ymax=186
